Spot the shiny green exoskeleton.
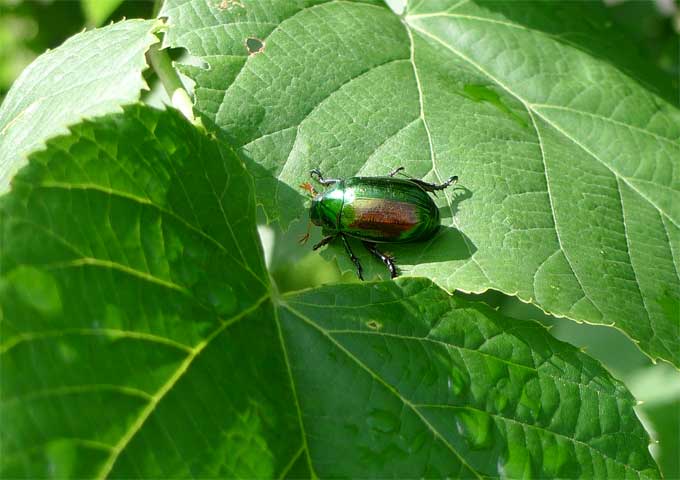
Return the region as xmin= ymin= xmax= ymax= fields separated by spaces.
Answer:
xmin=305 ymin=167 xmax=458 ymax=279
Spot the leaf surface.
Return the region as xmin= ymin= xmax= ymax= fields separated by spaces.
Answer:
xmin=160 ymin=0 xmax=680 ymax=367
xmin=0 ymin=105 xmax=659 ymax=478
xmin=0 ymin=19 xmax=159 ymax=191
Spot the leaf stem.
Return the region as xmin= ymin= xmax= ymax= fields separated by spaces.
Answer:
xmin=147 ymin=44 xmax=197 ymax=124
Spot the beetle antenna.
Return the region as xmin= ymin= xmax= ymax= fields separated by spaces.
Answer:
xmin=298 ymin=221 xmax=312 ymax=244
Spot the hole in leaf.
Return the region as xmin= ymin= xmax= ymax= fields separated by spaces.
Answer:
xmin=245 ymin=37 xmax=265 ymax=55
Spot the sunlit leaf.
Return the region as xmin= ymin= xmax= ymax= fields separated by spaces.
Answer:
xmin=160 ymin=0 xmax=680 ymax=367
xmin=0 ymin=19 xmax=159 ymax=191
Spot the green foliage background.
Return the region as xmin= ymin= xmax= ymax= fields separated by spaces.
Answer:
xmin=0 ymin=0 xmax=679 ymax=478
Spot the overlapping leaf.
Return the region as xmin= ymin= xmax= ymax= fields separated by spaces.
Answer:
xmin=0 ymin=19 xmax=159 ymax=191
xmin=0 ymin=105 xmax=659 ymax=478
xmin=159 ymin=0 xmax=680 ymax=367
xmin=0 ymin=106 xmax=281 ymax=478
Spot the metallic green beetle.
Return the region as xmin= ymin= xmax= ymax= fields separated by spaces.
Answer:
xmin=304 ymin=167 xmax=458 ymax=279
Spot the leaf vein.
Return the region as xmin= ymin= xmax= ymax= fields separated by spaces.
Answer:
xmin=0 ymin=328 xmax=193 ymax=357
xmin=283 ymin=303 xmax=484 ymax=480
xmin=414 ymin=404 xmax=645 ymax=476
xmin=95 ymin=293 xmax=270 ymax=479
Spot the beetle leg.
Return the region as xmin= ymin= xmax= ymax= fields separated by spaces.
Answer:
xmin=362 ymin=241 xmax=398 ymax=278
xmin=312 ymin=235 xmax=336 ymax=251
xmin=341 ymin=235 xmax=363 ymax=280
xmin=310 ymin=168 xmax=340 ymax=186
xmin=387 ymin=168 xmax=458 ymax=192
xmin=388 ymin=166 xmax=405 ymax=177
xmin=409 ymin=175 xmax=458 ymax=192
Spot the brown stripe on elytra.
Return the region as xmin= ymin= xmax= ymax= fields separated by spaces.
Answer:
xmin=347 ymin=199 xmax=419 ymax=236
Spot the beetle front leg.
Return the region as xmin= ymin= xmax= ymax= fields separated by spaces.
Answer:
xmin=362 ymin=241 xmax=398 ymax=278
xmin=341 ymin=235 xmax=363 ymax=280
xmin=388 ymin=166 xmax=405 ymax=177
xmin=310 ymin=168 xmax=340 ymax=186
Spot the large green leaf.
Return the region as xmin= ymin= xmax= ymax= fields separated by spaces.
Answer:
xmin=0 ymin=105 xmax=659 ymax=478
xmin=0 ymin=105 xmax=274 ymax=478
xmin=159 ymin=0 xmax=680 ymax=367
xmin=0 ymin=19 xmax=159 ymax=191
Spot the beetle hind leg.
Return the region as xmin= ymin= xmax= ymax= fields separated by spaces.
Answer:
xmin=362 ymin=241 xmax=398 ymax=279
xmin=313 ymin=234 xmax=364 ymax=280
xmin=409 ymin=175 xmax=458 ymax=192
xmin=341 ymin=235 xmax=363 ymax=280
xmin=387 ymin=167 xmax=458 ymax=192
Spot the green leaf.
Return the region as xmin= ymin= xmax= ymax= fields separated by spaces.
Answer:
xmin=0 ymin=106 xmax=659 ymax=477
xmin=81 ymin=0 xmax=125 ymax=27
xmin=0 ymin=105 xmax=273 ymax=478
xmin=0 ymin=19 xmax=159 ymax=192
xmin=159 ymin=0 xmax=680 ymax=367
xmin=279 ymin=281 xmax=661 ymax=479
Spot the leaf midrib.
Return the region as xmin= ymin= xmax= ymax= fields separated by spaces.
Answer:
xmin=403 ymin=18 xmax=491 ymax=286
xmin=273 ymin=300 xmax=318 ymax=479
